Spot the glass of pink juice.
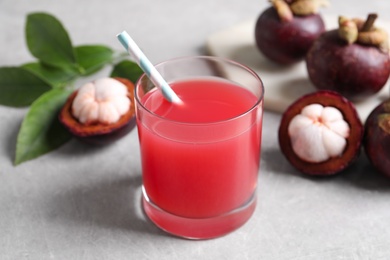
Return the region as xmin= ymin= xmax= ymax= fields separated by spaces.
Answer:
xmin=135 ymin=56 xmax=264 ymax=239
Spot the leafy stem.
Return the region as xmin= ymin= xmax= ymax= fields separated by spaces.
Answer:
xmin=0 ymin=12 xmax=143 ymax=165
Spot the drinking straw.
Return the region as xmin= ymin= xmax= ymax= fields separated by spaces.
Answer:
xmin=117 ymin=31 xmax=182 ymax=104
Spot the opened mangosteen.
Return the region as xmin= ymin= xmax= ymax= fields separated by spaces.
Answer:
xmin=59 ymin=77 xmax=136 ymax=145
xmin=364 ymin=99 xmax=390 ymax=178
xmin=306 ymin=14 xmax=390 ymax=100
xmin=255 ymin=0 xmax=327 ymax=65
xmin=278 ymin=90 xmax=363 ymax=176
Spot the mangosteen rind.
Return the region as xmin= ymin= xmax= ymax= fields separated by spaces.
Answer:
xmin=279 ymin=90 xmax=363 ymax=175
xmin=59 ymin=77 xmax=136 ymax=145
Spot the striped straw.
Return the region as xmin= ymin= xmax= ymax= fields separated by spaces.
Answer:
xmin=116 ymin=31 xmax=182 ymax=104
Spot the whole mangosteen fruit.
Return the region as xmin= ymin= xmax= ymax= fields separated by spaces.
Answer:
xmin=364 ymin=99 xmax=390 ymax=178
xmin=278 ymin=90 xmax=363 ymax=176
xmin=255 ymin=0 xmax=327 ymax=65
xmin=306 ymin=14 xmax=390 ymax=100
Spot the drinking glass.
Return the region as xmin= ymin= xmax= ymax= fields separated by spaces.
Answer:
xmin=135 ymin=56 xmax=264 ymax=239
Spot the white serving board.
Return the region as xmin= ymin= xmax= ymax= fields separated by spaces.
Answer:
xmin=206 ymin=16 xmax=390 ymax=122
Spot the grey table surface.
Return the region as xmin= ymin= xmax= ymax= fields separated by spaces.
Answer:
xmin=1 ymin=0 xmax=390 ymax=259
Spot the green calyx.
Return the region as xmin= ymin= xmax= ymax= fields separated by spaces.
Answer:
xmin=378 ymin=101 xmax=390 ymax=135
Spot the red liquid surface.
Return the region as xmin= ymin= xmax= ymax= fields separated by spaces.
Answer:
xmin=137 ymin=78 xmax=263 ymax=238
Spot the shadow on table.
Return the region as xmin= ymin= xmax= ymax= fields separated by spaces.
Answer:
xmin=47 ymin=174 xmax=168 ymax=237
xmin=3 ymin=119 xmax=20 ymax=163
xmin=261 ymin=147 xmax=390 ymax=192
xmin=339 ymin=152 xmax=390 ymax=191
xmin=57 ymin=137 xmax=115 ymax=156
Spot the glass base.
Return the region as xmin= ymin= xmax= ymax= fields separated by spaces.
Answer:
xmin=142 ymin=186 xmax=257 ymax=240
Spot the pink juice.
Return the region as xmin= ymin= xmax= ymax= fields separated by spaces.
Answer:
xmin=136 ymin=77 xmax=263 ymax=238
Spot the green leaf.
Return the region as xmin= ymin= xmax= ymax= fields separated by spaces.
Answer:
xmin=75 ymin=45 xmax=114 ymax=76
xmin=15 ymin=88 xmax=73 ymax=165
xmin=25 ymin=12 xmax=77 ymax=70
xmin=0 ymin=67 xmax=52 ymax=107
xmin=22 ymin=62 xmax=79 ymax=88
xmin=110 ymin=60 xmax=143 ymax=84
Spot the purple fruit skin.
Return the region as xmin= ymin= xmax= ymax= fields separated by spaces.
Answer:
xmin=306 ymin=30 xmax=390 ymax=99
xmin=364 ymin=100 xmax=390 ymax=177
xmin=255 ymin=7 xmax=326 ymax=65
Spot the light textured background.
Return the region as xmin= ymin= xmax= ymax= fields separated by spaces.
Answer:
xmin=1 ymin=1 xmax=390 ymax=259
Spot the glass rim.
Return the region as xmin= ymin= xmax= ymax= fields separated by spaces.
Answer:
xmin=134 ymin=55 xmax=264 ymax=126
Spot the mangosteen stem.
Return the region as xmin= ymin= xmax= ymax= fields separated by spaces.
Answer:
xmin=361 ymin=13 xmax=378 ymax=32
